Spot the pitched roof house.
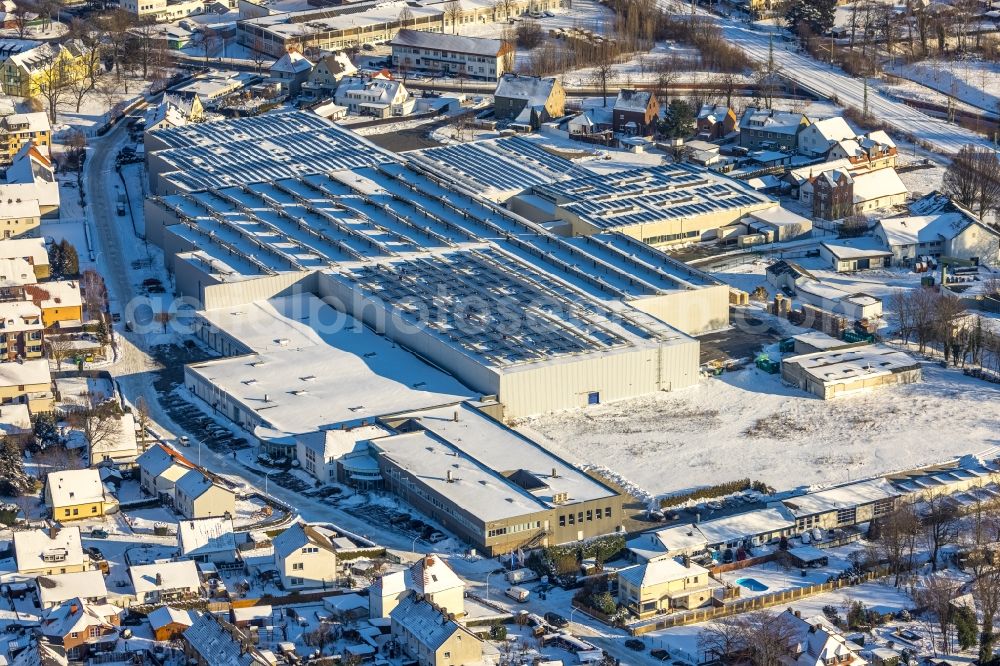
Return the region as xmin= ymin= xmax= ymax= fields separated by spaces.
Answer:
xmin=13 ymin=526 xmax=89 ymax=575
xmin=44 ymin=469 xmax=114 ymax=522
xmin=408 ymin=554 xmax=465 ymax=617
xmin=178 ymin=516 xmax=238 ymax=564
xmin=493 ymin=74 xmax=565 ymax=129
xmin=390 ymin=596 xmax=483 ymax=666
xmin=175 ymin=469 xmax=236 ymax=520
xmin=613 ymin=89 xmax=658 ymax=136
xmin=272 ymin=521 xmax=340 ymax=590
xmin=39 ymin=598 xmax=122 ymax=662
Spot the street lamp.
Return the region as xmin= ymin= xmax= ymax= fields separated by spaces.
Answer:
xmin=485 ymin=570 xmax=497 ymax=600
xmin=263 ymin=469 xmax=274 ymax=496
xmin=569 ymin=606 xmax=580 ymax=625
xmin=411 ymin=535 xmax=421 ymax=553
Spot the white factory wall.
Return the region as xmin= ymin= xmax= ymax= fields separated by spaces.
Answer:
xmin=631 ymin=285 xmax=730 ymax=336
xmin=497 ymin=338 xmax=700 ymax=418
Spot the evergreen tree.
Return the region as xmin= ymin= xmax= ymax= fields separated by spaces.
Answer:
xmin=60 ymin=240 xmax=80 ymax=277
xmin=659 ymin=100 xmax=695 ymax=139
xmin=785 ymin=0 xmax=836 ymax=37
xmin=47 ymin=241 xmax=64 ymax=278
xmin=954 ymin=605 xmax=978 ymax=651
xmin=0 ymin=439 xmax=31 ymax=496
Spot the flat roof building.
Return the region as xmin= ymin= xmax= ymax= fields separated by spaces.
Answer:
xmin=781 ymin=344 xmax=921 ymax=400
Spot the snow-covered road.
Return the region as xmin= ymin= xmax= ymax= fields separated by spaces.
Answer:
xmin=717 ymin=21 xmax=991 ymax=155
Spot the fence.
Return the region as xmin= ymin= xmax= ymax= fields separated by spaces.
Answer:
xmin=709 ymin=552 xmax=775 ymax=575
xmin=629 ymin=566 xmax=890 ymax=635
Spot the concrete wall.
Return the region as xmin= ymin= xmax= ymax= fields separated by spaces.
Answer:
xmin=631 ymin=286 xmax=730 ymax=336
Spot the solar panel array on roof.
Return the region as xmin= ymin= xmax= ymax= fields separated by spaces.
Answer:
xmin=533 ymin=163 xmax=773 ymax=231
xmin=149 ymin=110 xmax=394 ymax=192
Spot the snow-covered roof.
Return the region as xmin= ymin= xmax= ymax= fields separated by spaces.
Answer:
xmin=270 ymin=50 xmax=313 ymax=74
xmin=408 ymin=554 xmax=463 ymax=595
xmin=13 ymin=527 xmax=86 ymax=573
xmin=740 ymin=107 xmax=806 ymax=134
xmin=0 ymin=257 xmax=37 ymax=287
xmin=376 ymin=402 xmax=618 ymax=520
xmin=851 ymin=168 xmax=907 ymax=204
xmin=747 ymin=206 xmax=811 ymax=229
xmin=820 ymin=237 xmax=893 ymax=260
xmin=0 ymin=403 xmax=31 ymax=437
xmin=494 ymin=74 xmax=557 ymax=106
xmin=176 ymin=469 xmax=224 ymax=501
xmin=782 ymin=346 xmax=919 ymax=390
xmin=32 ymin=279 xmax=82 ymax=311
xmin=614 ymin=89 xmax=653 ymax=113
xmin=40 ymin=599 xmax=121 ymax=639
xmin=0 ymin=196 xmax=39 ymax=220
xmin=618 ymin=557 xmax=707 ymax=588
xmin=389 ymin=596 xmax=477 ymax=651
xmin=46 ymin=468 xmax=105 ymax=508
xmin=807 ymin=116 xmax=855 ymax=144
xmin=877 ymin=210 xmax=994 ymax=247
xmin=130 ymin=559 xmax=201 ymax=595
xmin=297 ymin=424 xmax=388 ymax=462
xmin=2 ymin=111 xmax=51 ymax=134
xmin=272 ymin=522 xmax=341 ymax=560
xmin=628 ymin=524 xmax=708 ymax=561
xmin=190 ymin=295 xmax=471 ymax=436
xmin=783 ymin=478 xmax=899 ymax=518
xmin=178 ymin=516 xmax=237 ymax=558
xmin=147 ymin=605 xmax=194 ymax=631
xmin=89 ymin=412 xmax=138 ymax=462
xmin=371 ymin=570 xmax=408 ymax=596
xmin=184 ymin=612 xmax=268 ymax=666
xmin=792 ymin=331 xmax=850 ymax=351
xmin=0 ymin=300 xmax=42 ymax=332
xmin=695 ymin=506 xmax=795 ymax=546
xmin=324 ymin=592 xmax=367 ymax=613
xmin=786 ymin=610 xmax=866 ymax=666
xmin=0 ymin=237 xmax=48 ymax=266
xmin=137 ymin=443 xmax=194 ymax=478
xmin=390 ymin=29 xmax=507 ymax=57
xmin=36 ymin=570 xmax=107 ymax=608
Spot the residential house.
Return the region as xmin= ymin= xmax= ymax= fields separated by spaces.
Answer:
xmin=39 ymin=598 xmax=122 ymax=662
xmin=25 ymin=280 xmax=83 ymax=328
xmin=175 ymin=469 xmax=235 ymax=520
xmin=272 ymin=521 xmax=340 ymax=590
xmin=0 ymin=256 xmax=38 ymax=300
xmin=0 ymin=237 xmax=49 ymax=279
xmin=0 ymin=402 xmax=32 ymax=444
xmin=178 ymin=516 xmax=239 ymax=564
xmin=873 ymin=207 xmax=1000 ymax=266
xmin=493 ymin=74 xmax=565 ymax=129
xmin=87 ymin=412 xmax=139 ymax=466
xmin=739 ymin=107 xmax=809 ymax=150
xmin=851 ymin=168 xmax=907 ymax=213
xmin=0 ymin=112 xmax=50 ymax=165
xmin=268 ymin=50 xmax=313 ymax=95
xmin=303 ymin=52 xmax=356 ymax=95
xmin=803 ymin=168 xmax=854 ymax=221
xmin=13 ymin=526 xmax=90 ymax=575
xmin=44 ymin=468 xmax=113 ymax=521
xmin=370 ymin=570 xmax=409 ymax=618
xmin=130 ymin=559 xmax=201 ymax=605
xmin=0 ymin=300 xmax=43 ymax=361
xmin=183 ymin=612 xmax=272 ymax=666
xmin=613 ymin=89 xmax=658 ymax=136
xmin=796 ymin=116 xmax=855 ymax=157
xmin=119 ymin=0 xmax=205 ymax=22
xmin=696 ymin=104 xmax=738 ymax=140
xmin=2 ymin=141 xmax=59 ymax=218
xmin=136 ymin=443 xmax=194 ymax=500
xmin=827 ymin=130 xmax=897 ymax=169
xmin=566 ymin=106 xmax=612 ymax=137
xmin=0 ymin=41 xmax=90 ymax=98
xmin=819 ymin=238 xmax=894 ymax=272
xmin=786 ymin=611 xmax=868 ymax=666
xmin=0 ymin=356 xmax=52 ymax=411
xmin=617 ymin=557 xmax=717 ymax=618
xmin=334 ymin=74 xmax=414 ymax=118
xmin=390 ymin=596 xmax=484 ymax=666
xmin=408 ymin=553 xmax=465 ymax=617
xmin=148 ymin=606 xmax=194 ymax=641
xmin=0 ymin=196 xmax=40 ymax=240
xmin=795 ymin=279 xmax=883 ymax=320
xmin=36 ymin=570 xmax=109 ymax=609
xmin=390 ymin=30 xmax=513 ymax=82
xmin=295 ymin=423 xmax=387 ymax=484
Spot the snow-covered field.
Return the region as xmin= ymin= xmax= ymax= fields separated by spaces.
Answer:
xmin=518 ymin=363 xmax=1000 ymax=499
xmin=887 ymin=57 xmax=1000 ymax=116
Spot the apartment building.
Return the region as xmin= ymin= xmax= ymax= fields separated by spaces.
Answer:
xmin=739 ymin=107 xmax=810 ymax=151
xmin=0 ymin=300 xmax=43 ymax=361
xmin=119 ymin=0 xmax=205 ymax=21
xmin=0 ymin=41 xmax=89 ymax=98
xmin=0 ymin=112 xmax=50 ymax=166
xmin=390 ymin=30 xmax=512 ymax=81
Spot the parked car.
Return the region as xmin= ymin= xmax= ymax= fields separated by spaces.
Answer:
xmin=428 ymin=531 xmax=447 ymax=544
xmin=544 ymin=612 xmax=568 ymax=628
xmin=90 ymin=528 xmax=108 ymax=539
xmin=178 ymin=435 xmax=190 ymax=447
xmin=625 ymin=639 xmax=645 ymax=651
xmin=650 ymin=648 xmax=670 ymax=661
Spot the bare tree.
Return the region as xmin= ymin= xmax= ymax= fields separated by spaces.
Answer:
xmin=590 ymin=43 xmax=617 ymax=107
xmin=12 ymin=2 xmax=33 ymax=40
xmin=922 ymin=492 xmax=960 ymax=571
xmin=699 ymin=611 xmax=797 ymax=665
xmin=69 ymin=400 xmax=123 ymax=462
xmin=445 ymin=0 xmax=462 ymax=34
xmin=133 ymin=396 xmax=151 ymax=452
xmin=943 ymin=144 xmax=1000 ymax=219
xmin=45 ymin=337 xmax=75 ymax=371
xmin=918 ymin=575 xmax=961 ymax=655
xmin=877 ymin=501 xmax=920 ymax=587
xmin=37 ymin=58 xmax=71 ymax=123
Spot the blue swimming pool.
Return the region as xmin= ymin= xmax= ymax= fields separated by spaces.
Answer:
xmin=735 ymin=577 xmax=769 ymax=592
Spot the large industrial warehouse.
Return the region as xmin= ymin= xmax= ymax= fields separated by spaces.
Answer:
xmin=145 ymin=113 xmax=731 ymax=421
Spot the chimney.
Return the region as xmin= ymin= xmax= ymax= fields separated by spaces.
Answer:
xmin=453 ymin=410 xmax=458 ymax=422
xmin=682 ymin=554 xmax=691 ymax=568
xmin=794 ymin=610 xmax=801 ymax=618
xmin=263 ymin=394 xmax=269 ymax=402
xmin=48 ymin=525 xmax=57 ymax=539
xmin=551 ymin=467 xmax=558 ymax=478
xmin=156 ymin=573 xmax=163 ymax=586
xmin=446 ymin=470 xmax=453 ymax=483
xmin=70 ymin=603 xmax=79 ymax=614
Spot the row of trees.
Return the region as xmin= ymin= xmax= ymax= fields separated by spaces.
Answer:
xmin=943 ymin=145 xmax=1000 ymax=222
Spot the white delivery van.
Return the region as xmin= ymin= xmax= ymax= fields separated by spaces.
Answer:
xmin=506 ymin=568 xmax=539 ymax=584
xmin=505 ymin=586 xmax=530 ymax=603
